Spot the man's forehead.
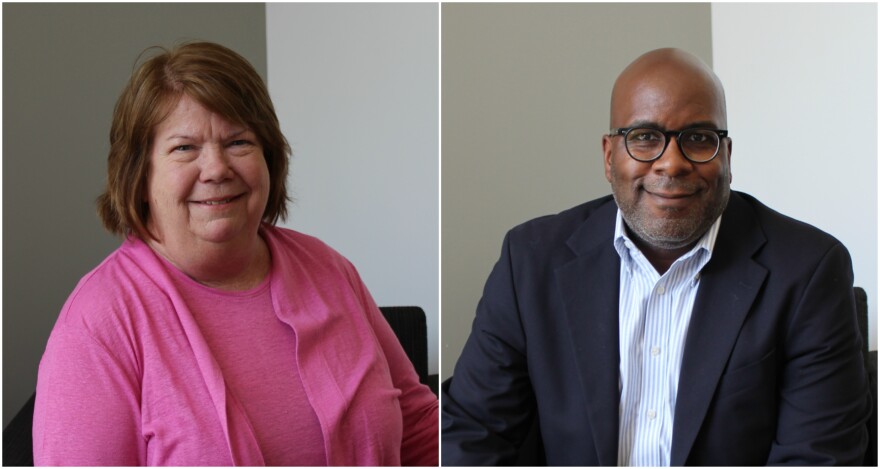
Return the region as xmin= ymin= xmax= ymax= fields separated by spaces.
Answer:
xmin=610 ymin=49 xmax=726 ymax=127
xmin=614 ymin=55 xmax=720 ymax=102
xmin=611 ymin=83 xmax=726 ymax=129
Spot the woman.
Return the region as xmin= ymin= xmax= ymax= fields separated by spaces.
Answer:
xmin=32 ymin=41 xmax=438 ymax=466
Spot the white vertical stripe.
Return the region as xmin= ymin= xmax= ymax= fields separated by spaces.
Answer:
xmin=615 ymin=210 xmax=721 ymax=466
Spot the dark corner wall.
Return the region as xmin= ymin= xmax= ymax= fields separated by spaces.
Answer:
xmin=2 ymin=3 xmax=267 ymax=427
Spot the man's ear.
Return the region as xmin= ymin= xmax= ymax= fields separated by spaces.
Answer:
xmin=726 ymin=137 xmax=733 ymax=183
xmin=602 ymin=135 xmax=614 ymax=182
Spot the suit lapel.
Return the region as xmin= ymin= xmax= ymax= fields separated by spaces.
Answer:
xmin=556 ymin=200 xmax=621 ymax=465
xmin=670 ymin=193 xmax=769 ymax=465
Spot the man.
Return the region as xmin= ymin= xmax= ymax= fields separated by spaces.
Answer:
xmin=441 ymin=48 xmax=870 ymax=465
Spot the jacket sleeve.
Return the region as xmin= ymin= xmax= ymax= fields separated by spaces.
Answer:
xmin=33 ymin=320 xmax=144 ymax=466
xmin=767 ymin=242 xmax=871 ymax=465
xmin=441 ymin=232 xmax=539 ymax=465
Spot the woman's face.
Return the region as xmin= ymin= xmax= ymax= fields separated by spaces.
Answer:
xmin=145 ymin=95 xmax=270 ymax=249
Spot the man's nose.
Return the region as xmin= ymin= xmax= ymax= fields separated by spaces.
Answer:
xmin=652 ymin=136 xmax=693 ymax=176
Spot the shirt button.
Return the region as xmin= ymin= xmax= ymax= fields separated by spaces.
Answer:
xmin=651 ymin=346 xmax=661 ymax=356
xmin=656 ymin=285 xmax=666 ymax=294
xmin=647 ymin=409 xmax=657 ymax=420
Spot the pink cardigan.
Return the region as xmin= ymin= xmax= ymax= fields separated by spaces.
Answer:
xmin=34 ymin=225 xmax=438 ymax=465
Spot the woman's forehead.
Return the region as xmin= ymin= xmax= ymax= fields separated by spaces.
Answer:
xmin=154 ymin=94 xmax=250 ymax=137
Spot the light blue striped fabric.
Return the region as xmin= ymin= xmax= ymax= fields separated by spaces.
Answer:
xmin=613 ymin=210 xmax=721 ymax=466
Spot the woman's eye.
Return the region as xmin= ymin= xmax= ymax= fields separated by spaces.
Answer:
xmin=229 ymin=139 xmax=257 ymax=149
xmin=173 ymin=144 xmax=194 ymax=152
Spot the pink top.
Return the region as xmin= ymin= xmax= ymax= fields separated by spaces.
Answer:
xmin=33 ymin=225 xmax=439 ymax=466
xmin=162 ymin=256 xmax=326 ymax=465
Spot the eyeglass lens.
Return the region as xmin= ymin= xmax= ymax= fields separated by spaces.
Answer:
xmin=625 ymin=128 xmax=720 ymax=162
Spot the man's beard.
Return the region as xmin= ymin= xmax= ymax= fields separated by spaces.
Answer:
xmin=610 ymin=166 xmax=730 ymax=250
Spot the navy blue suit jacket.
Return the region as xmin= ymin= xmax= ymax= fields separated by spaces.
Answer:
xmin=442 ymin=192 xmax=870 ymax=465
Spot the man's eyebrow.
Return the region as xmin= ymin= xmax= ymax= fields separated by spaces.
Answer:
xmin=626 ymin=120 xmax=661 ymax=129
xmin=682 ymin=121 xmax=722 ymax=130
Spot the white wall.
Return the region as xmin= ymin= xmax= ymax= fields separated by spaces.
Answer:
xmin=266 ymin=4 xmax=439 ymax=373
xmin=712 ymin=3 xmax=877 ymax=351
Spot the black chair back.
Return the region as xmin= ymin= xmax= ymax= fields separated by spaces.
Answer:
xmin=3 ymin=392 xmax=35 ymax=466
xmin=855 ymin=287 xmax=877 ymax=466
xmin=379 ymin=306 xmax=429 ymax=386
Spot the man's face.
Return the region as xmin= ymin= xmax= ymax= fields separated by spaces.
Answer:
xmin=602 ymin=68 xmax=732 ymax=250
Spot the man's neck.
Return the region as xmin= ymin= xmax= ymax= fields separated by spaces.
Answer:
xmin=625 ymin=228 xmax=696 ymax=275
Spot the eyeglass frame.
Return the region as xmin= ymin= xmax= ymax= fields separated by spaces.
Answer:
xmin=608 ymin=127 xmax=729 ymax=163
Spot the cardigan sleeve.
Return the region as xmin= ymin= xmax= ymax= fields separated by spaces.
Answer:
xmin=33 ymin=319 xmax=144 ymax=465
xmin=372 ymin=302 xmax=440 ymax=466
xmin=344 ymin=261 xmax=440 ymax=466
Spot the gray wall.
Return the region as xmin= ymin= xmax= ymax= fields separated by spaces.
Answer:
xmin=441 ymin=3 xmax=714 ymax=378
xmin=2 ymin=3 xmax=267 ymax=427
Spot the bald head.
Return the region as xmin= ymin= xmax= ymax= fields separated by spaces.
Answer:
xmin=610 ymin=48 xmax=727 ymax=129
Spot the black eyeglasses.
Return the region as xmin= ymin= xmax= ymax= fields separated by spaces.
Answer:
xmin=609 ymin=127 xmax=729 ymax=163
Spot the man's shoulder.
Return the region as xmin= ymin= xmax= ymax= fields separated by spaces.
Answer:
xmin=511 ymin=195 xmax=614 ymax=236
xmin=732 ymin=191 xmax=842 ymax=248
xmin=505 ymin=195 xmax=616 ymax=254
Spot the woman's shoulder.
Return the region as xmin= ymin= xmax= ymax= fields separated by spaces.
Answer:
xmin=261 ymin=225 xmax=370 ymax=303
xmin=262 ymin=225 xmax=355 ymax=270
xmin=262 ymin=225 xmax=337 ymax=251
xmin=55 ymin=238 xmax=168 ymax=333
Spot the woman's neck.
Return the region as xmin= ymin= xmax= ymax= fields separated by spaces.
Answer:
xmin=147 ymin=232 xmax=271 ymax=291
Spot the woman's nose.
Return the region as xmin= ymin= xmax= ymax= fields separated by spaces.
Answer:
xmin=199 ymin=145 xmax=234 ymax=183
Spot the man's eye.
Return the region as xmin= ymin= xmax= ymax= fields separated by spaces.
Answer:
xmin=630 ymin=131 xmax=660 ymax=142
xmin=687 ymin=133 xmax=708 ymax=143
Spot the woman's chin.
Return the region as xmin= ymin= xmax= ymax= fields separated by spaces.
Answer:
xmin=193 ymin=219 xmax=253 ymax=245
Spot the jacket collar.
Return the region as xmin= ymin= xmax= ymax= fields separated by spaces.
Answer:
xmin=556 ymin=198 xmax=620 ymax=465
xmin=554 ymin=192 xmax=768 ymax=465
xmin=670 ymin=192 xmax=768 ymax=465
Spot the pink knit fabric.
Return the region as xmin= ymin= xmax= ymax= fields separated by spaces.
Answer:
xmin=33 ymin=225 xmax=439 ymax=466
xmin=162 ymin=259 xmax=326 ymax=465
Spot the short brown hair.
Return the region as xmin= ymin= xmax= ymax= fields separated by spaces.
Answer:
xmin=97 ymin=41 xmax=291 ymax=239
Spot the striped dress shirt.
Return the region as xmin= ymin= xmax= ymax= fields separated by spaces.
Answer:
xmin=613 ymin=210 xmax=721 ymax=466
